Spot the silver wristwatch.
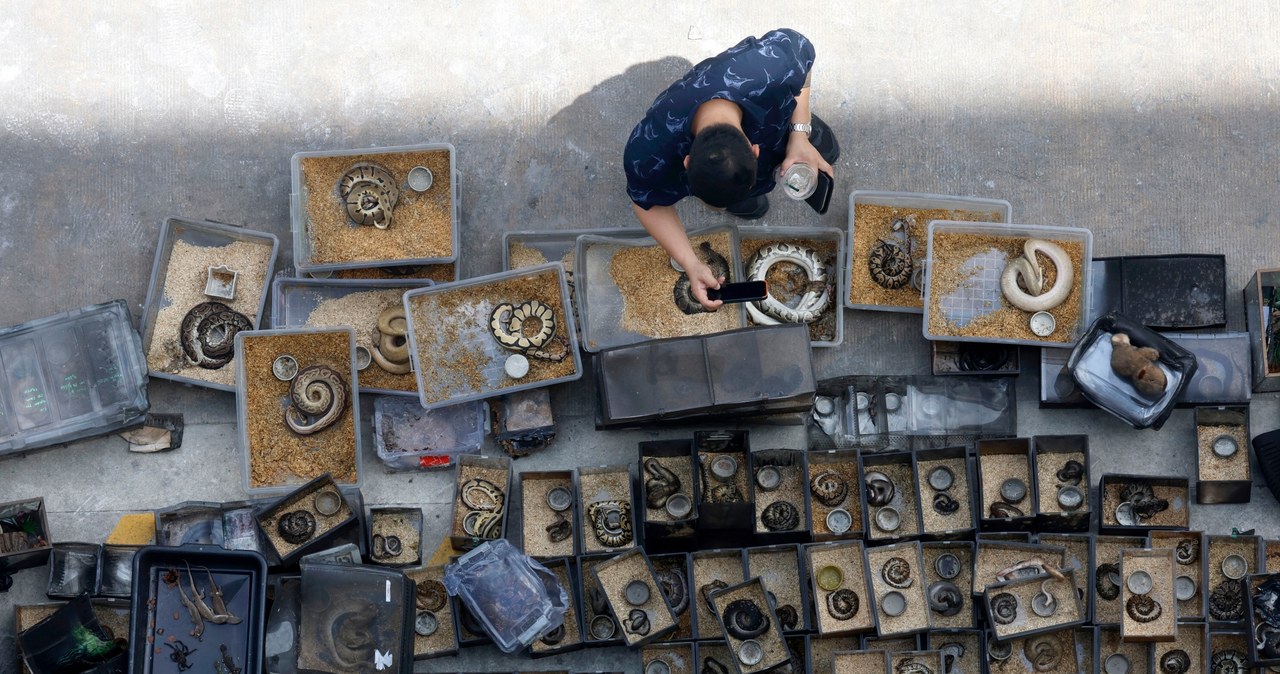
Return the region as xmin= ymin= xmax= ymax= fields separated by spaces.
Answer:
xmin=790 ymin=123 xmax=812 ymax=136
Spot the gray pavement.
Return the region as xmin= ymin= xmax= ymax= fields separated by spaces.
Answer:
xmin=1 ymin=2 xmax=1279 ymax=671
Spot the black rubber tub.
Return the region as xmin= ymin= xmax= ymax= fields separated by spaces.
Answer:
xmin=127 ymin=545 xmax=267 ymax=674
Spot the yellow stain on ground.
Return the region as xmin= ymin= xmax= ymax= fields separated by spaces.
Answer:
xmin=106 ymin=513 xmax=157 ymax=545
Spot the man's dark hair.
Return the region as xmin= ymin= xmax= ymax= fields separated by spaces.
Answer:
xmin=687 ymin=123 xmax=756 ymax=208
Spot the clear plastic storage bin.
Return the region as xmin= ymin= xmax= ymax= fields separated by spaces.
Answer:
xmin=502 ymin=228 xmax=648 ymax=271
xmin=0 ymin=300 xmax=149 ymax=458
xmin=575 ymin=225 xmax=747 ymax=353
xmin=847 ymin=191 xmax=1011 ymax=313
xmin=291 ymin=143 xmax=459 ymax=274
xmin=402 ymin=263 xmax=582 ymax=410
xmin=443 ymin=539 xmax=569 ymax=654
xmin=139 ymin=217 xmax=280 ymax=392
xmin=923 ymin=221 xmax=1093 ymax=348
xmin=738 ymin=225 xmax=845 ymax=347
xmin=372 ymin=396 xmax=486 ymax=471
xmin=234 ymin=327 xmax=363 ymax=494
xmin=271 ymin=277 xmax=434 ymax=396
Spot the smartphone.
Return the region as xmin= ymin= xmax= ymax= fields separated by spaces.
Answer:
xmin=707 ymin=281 xmax=768 ymax=303
xmin=805 ymin=170 xmax=834 ymax=214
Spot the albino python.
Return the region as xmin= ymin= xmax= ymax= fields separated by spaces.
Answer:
xmin=283 ymin=364 xmax=349 ymax=435
xmin=338 ymin=164 xmax=399 ymax=229
xmin=744 ymin=242 xmax=832 ymax=325
xmin=371 ymin=305 xmax=411 ymax=374
xmin=1001 ymin=239 xmax=1074 ymax=312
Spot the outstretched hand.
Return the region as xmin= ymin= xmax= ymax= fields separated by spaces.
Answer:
xmin=687 ymin=259 xmax=725 ymax=311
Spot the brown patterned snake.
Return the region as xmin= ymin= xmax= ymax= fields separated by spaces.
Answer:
xmin=179 ymin=301 xmax=252 ymax=369
xmin=338 ymin=164 xmax=399 ymax=229
xmin=283 ymin=365 xmax=349 ymax=435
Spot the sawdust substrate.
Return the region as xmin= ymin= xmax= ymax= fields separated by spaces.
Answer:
xmin=807 ymin=543 xmax=874 ymax=634
xmin=1036 ymin=451 xmax=1089 ymax=516
xmin=1120 ymin=552 xmax=1176 ymax=641
xmin=1208 ymin=536 xmax=1258 ymax=588
xmin=329 ymin=263 xmax=455 ymax=282
xmin=925 ymin=232 xmax=1085 ymax=343
xmin=1156 ymin=624 xmax=1205 ymax=674
xmin=242 ymin=331 xmax=357 ymax=488
xmin=693 ymin=551 xmax=748 ymax=639
xmin=1100 ymin=627 xmax=1150 ymax=674
xmin=850 ymin=203 xmax=1002 ymax=310
xmin=989 ymin=630 xmax=1078 ymax=674
xmin=809 ymin=456 xmax=864 ymax=540
xmin=1094 ymin=536 xmax=1148 ymax=624
xmin=369 ymin=511 xmax=421 ymax=566
xmin=867 ymin=460 xmax=921 ymax=540
xmin=1149 ymin=531 xmax=1205 ymax=618
xmin=146 ymin=238 xmax=274 ymax=387
xmin=507 ymin=240 xmax=577 ymax=272
xmin=1038 ymin=534 xmax=1092 ymax=611
xmin=644 ymin=643 xmax=694 ymax=674
xmin=746 ymin=547 xmax=805 ymax=631
xmin=651 ymin=554 xmax=694 ymax=640
xmin=862 ymin=634 xmax=917 ymax=654
xmin=1100 ymin=482 xmax=1188 ymax=528
xmin=407 ymin=268 xmax=575 ymax=405
xmin=697 ymin=451 xmax=750 ymax=509
xmin=922 ymin=544 xmax=975 ymax=629
xmin=301 ymin=149 xmax=453 ymax=264
xmin=578 ymin=468 xmax=634 ymax=554
xmin=813 ymin=636 xmax=866 ymax=674
xmin=698 ymin=641 xmax=734 ymax=674
xmin=608 ymin=231 xmax=740 ymax=340
xmin=579 ymin=556 xmax=616 ymax=644
xmin=917 ymin=456 xmax=972 ymax=535
xmin=1268 ymin=540 xmax=1280 ymax=573
xmin=973 ymin=543 xmax=1067 ymax=596
xmin=753 ymin=462 xmax=806 ymax=535
xmin=833 ymin=650 xmax=886 ymax=674
xmin=596 ymin=551 xmax=674 ymax=646
xmin=739 ymin=236 xmax=839 ymax=342
xmin=711 ymin=582 xmax=788 ymax=674
xmin=643 ymin=456 xmax=696 ymax=524
xmin=520 ymin=473 xmax=575 ymax=559
xmin=449 ymin=465 xmax=510 ymax=539
xmin=929 ymin=630 xmax=983 ymax=674
xmin=405 ymin=566 xmax=457 ymax=658
xmin=865 ymin=545 xmax=927 ymax=636
xmin=304 ymin=289 xmax=415 ymax=392
xmin=989 ymin=570 xmax=1084 ymax=640
xmin=1197 ymin=423 xmax=1251 ymax=482
xmin=979 ymin=453 xmax=1034 ymax=521
xmin=259 ymin=481 xmax=355 ymax=558
xmin=531 ymin=560 xmax=581 ymax=654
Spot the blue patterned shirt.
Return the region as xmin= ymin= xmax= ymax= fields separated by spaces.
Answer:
xmin=624 ymin=28 xmax=815 ymax=209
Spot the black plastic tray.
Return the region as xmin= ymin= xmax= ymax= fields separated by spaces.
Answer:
xmin=127 ymin=545 xmax=267 ymax=674
xmin=1067 ymin=313 xmax=1197 ymax=429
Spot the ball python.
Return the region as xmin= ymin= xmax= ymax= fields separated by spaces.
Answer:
xmin=673 ymin=242 xmax=731 ymax=315
xmin=882 ymin=557 xmax=914 ymax=589
xmin=179 ymin=301 xmax=251 ymax=369
xmin=338 ymin=164 xmax=399 ymax=229
xmin=990 ymin=592 xmax=1018 ymax=624
xmin=827 ymin=588 xmax=859 ymax=620
xmin=1000 ymin=238 xmax=1074 ymax=312
xmin=809 ymin=470 xmax=848 ymax=507
xmin=744 ymin=242 xmax=832 ymax=325
xmin=371 ymin=305 xmax=411 ymax=374
xmin=868 ymin=216 xmax=920 ymax=290
xmin=1127 ymin=594 xmax=1162 ymax=622
xmin=643 ymin=459 xmax=681 ymax=509
xmin=760 ymin=501 xmax=800 ymax=531
xmin=586 ymin=500 xmax=633 ymax=548
xmin=283 ymin=364 xmax=349 ymax=435
xmin=722 ymin=599 xmax=769 ymax=639
xmin=489 ymin=300 xmax=568 ymax=362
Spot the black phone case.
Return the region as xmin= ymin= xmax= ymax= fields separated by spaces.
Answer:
xmin=806 ymin=171 xmax=834 ymax=214
xmin=708 ymin=281 xmax=767 ymax=303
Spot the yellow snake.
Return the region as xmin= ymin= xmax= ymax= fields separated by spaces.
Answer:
xmin=1000 ymin=239 xmax=1074 ymax=312
xmin=371 ymin=306 xmax=411 ymax=374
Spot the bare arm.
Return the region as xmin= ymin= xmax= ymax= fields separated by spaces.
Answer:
xmin=631 ymin=202 xmax=724 ymax=310
xmin=780 ymin=70 xmax=833 ymax=176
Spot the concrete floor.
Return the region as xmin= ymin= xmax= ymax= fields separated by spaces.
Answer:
xmin=1 ymin=1 xmax=1279 ymax=671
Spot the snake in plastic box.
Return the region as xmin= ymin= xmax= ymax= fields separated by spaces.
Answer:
xmin=744 ymin=242 xmax=832 ymax=325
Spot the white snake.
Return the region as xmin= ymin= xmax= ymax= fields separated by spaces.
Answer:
xmin=744 ymin=243 xmax=832 ymax=325
xmin=1000 ymin=239 xmax=1074 ymax=312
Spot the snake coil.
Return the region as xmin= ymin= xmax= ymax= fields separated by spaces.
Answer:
xmin=1000 ymin=238 xmax=1074 ymax=312
xmin=283 ymin=365 xmax=349 ymax=435
xmin=745 ymin=242 xmax=832 ymax=325
xmin=338 ymin=164 xmax=399 ymax=229
xmin=179 ymin=301 xmax=251 ymax=369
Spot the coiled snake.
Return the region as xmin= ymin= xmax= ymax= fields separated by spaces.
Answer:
xmin=338 ymin=164 xmax=399 ymax=229
xmin=371 ymin=306 xmax=412 ymax=374
xmin=489 ymin=300 xmax=568 ymax=362
xmin=1000 ymin=239 xmax=1074 ymax=312
xmin=673 ymin=242 xmax=731 ymax=315
xmin=179 ymin=301 xmax=251 ymax=369
xmin=283 ymin=365 xmax=349 ymax=435
xmin=744 ymin=242 xmax=832 ymax=325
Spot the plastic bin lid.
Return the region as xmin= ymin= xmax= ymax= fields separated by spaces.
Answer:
xmin=443 ymin=539 xmax=568 ymax=653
